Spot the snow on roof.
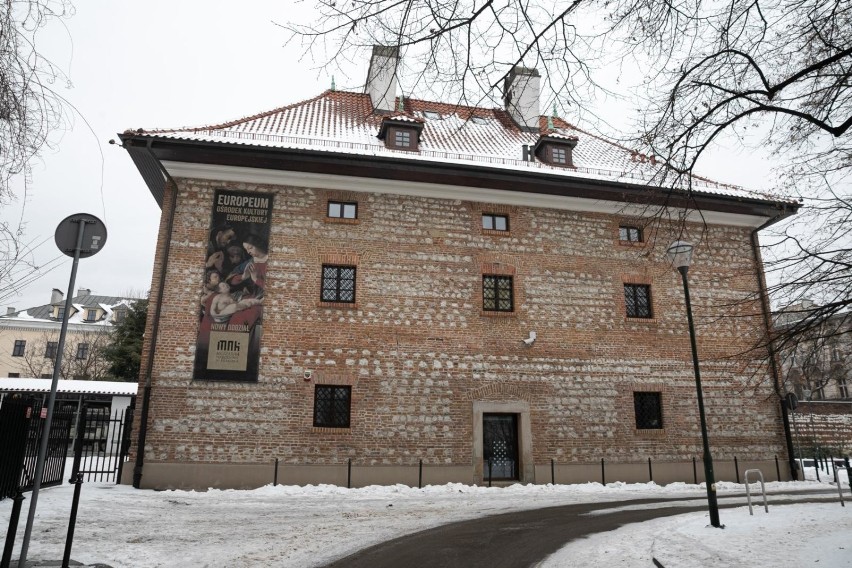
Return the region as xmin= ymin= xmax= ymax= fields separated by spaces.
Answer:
xmin=1 ymin=293 xmax=139 ymax=324
xmin=131 ymin=91 xmax=788 ymax=204
xmin=0 ymin=378 xmax=138 ymax=396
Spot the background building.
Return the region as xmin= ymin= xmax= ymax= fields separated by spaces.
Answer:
xmin=119 ymin=49 xmax=799 ymax=489
xmin=0 ymin=288 xmax=138 ymax=380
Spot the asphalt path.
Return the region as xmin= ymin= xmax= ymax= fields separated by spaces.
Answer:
xmin=321 ymin=490 xmax=841 ymax=568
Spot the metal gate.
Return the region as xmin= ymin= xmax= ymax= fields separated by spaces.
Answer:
xmin=70 ymin=405 xmax=134 ymax=483
xmin=0 ymin=398 xmax=74 ymax=499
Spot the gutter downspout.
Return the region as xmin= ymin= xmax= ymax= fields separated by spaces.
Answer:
xmin=751 ymin=211 xmax=798 ymax=481
xmin=133 ymin=138 xmax=178 ymax=489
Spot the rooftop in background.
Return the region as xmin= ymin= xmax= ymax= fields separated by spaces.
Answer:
xmin=1 ymin=288 xmax=141 ymax=326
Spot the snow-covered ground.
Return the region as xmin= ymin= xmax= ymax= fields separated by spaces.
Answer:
xmin=1 ymin=466 xmax=850 ymax=567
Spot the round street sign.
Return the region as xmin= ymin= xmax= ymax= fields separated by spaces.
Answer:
xmin=54 ymin=213 xmax=107 ymax=258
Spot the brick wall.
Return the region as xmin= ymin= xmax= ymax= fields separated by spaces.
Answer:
xmin=129 ymin=177 xmax=789 ymax=484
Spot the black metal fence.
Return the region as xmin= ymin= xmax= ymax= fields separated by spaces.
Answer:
xmin=0 ymin=398 xmax=74 ymax=500
xmin=0 ymin=400 xmax=133 ymax=501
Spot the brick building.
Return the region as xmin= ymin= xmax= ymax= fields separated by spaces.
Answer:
xmin=120 ymin=48 xmax=799 ymax=489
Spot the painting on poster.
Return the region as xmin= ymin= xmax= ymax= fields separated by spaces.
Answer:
xmin=193 ymin=189 xmax=273 ymax=381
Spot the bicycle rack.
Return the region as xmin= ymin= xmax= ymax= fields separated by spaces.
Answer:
xmin=744 ymin=469 xmax=768 ymax=515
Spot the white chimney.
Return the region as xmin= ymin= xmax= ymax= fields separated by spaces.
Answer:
xmin=503 ymin=66 xmax=541 ymax=132
xmin=6 ymin=307 xmax=15 ymax=315
xmin=77 ymin=288 xmax=91 ymax=297
xmin=365 ymin=45 xmax=400 ymax=113
xmin=51 ymin=288 xmax=64 ymax=304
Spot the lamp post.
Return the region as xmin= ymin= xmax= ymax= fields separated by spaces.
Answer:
xmin=667 ymin=240 xmax=721 ymax=528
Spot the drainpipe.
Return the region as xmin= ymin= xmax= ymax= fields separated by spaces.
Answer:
xmin=750 ymin=212 xmax=798 ymax=480
xmin=133 ymin=139 xmax=178 ymax=489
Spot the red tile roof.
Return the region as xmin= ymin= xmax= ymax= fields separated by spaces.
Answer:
xmin=133 ymin=90 xmax=782 ymax=201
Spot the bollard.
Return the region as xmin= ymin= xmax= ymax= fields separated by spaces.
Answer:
xmin=2 ymin=490 xmax=25 ymax=568
xmin=693 ymin=456 xmax=698 ymax=485
xmin=648 ymin=457 xmax=653 ymax=483
xmin=488 ymin=459 xmax=492 ymax=487
xmin=601 ymin=458 xmax=606 ymax=486
xmin=831 ymin=456 xmax=838 ymax=484
xmin=418 ymin=459 xmax=423 ymax=489
xmin=734 ymin=456 xmax=740 ymax=484
xmin=273 ymin=458 xmax=279 ymax=487
xmin=347 ymin=458 xmax=352 ymax=489
xmin=551 ymin=458 xmax=555 ymax=485
xmin=844 ymin=458 xmax=851 ymax=497
xmin=814 ymin=451 xmax=821 ymax=482
xmin=775 ymin=455 xmax=781 ymax=481
xmin=62 ymin=473 xmax=84 ymax=568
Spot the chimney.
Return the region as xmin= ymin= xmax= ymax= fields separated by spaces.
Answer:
xmin=77 ymin=288 xmax=91 ymax=297
xmin=365 ymin=45 xmax=400 ymax=113
xmin=51 ymin=288 xmax=63 ymax=304
xmin=503 ymin=66 xmax=541 ymax=132
xmin=6 ymin=307 xmax=15 ymax=316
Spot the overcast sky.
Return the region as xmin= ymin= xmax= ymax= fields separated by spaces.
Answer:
xmin=1 ymin=0 xmax=778 ymax=313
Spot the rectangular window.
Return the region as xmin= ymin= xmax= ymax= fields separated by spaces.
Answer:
xmin=483 ymin=275 xmax=514 ymax=312
xmin=85 ymin=310 xmax=97 ymax=322
xmin=327 ymin=201 xmax=357 ymax=219
xmin=45 ymin=342 xmax=58 ymax=359
xmin=321 ymin=265 xmax=357 ymax=303
xmin=56 ymin=307 xmax=66 ymax=320
xmin=12 ymin=340 xmax=26 ymax=357
xmin=394 ymin=130 xmax=411 ymax=148
xmin=114 ymin=310 xmax=126 ymax=323
xmin=634 ymin=392 xmax=663 ymax=429
xmin=482 ymin=214 xmax=509 ymax=232
xmin=40 ymin=373 xmax=52 ymax=379
xmin=838 ymin=378 xmax=848 ymax=399
xmin=624 ymin=284 xmax=652 ymax=318
xmin=76 ymin=343 xmax=89 ymax=360
xmin=552 ymin=147 xmax=567 ymax=164
xmin=313 ymin=385 xmax=351 ymax=428
xmin=8 ymin=373 xmax=20 ymax=378
xmin=619 ymin=226 xmax=642 ymax=242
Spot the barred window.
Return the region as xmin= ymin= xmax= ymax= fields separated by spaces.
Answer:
xmin=482 ymin=214 xmax=509 ymax=231
xmin=624 ymin=284 xmax=652 ymax=318
xmin=321 ymin=265 xmax=357 ymax=303
xmin=394 ymin=130 xmax=411 ymax=148
xmin=634 ymin=392 xmax=663 ymax=429
xmin=12 ymin=340 xmax=25 ymax=357
xmin=314 ymin=385 xmax=351 ymax=428
xmin=483 ymin=275 xmax=514 ymax=312
xmin=328 ymin=201 xmax=357 ymax=219
xmin=552 ymin=147 xmax=567 ymax=164
xmin=45 ymin=342 xmax=58 ymax=359
xmin=838 ymin=378 xmax=849 ymax=399
xmin=619 ymin=226 xmax=642 ymax=242
xmin=76 ymin=343 xmax=89 ymax=360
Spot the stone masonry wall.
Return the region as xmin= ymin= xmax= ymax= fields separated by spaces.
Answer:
xmin=130 ymin=177 xmax=789 ymax=474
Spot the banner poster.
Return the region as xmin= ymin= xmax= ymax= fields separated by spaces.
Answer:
xmin=193 ymin=189 xmax=273 ymax=381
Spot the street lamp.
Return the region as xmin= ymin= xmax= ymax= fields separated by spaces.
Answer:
xmin=667 ymin=240 xmax=722 ymax=528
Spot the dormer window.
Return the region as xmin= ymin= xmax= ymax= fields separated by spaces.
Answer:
xmin=471 ymin=116 xmax=488 ymax=125
xmin=114 ymin=309 xmax=127 ymax=323
xmin=377 ymin=115 xmax=425 ymax=152
xmin=423 ymin=110 xmax=441 ymax=120
xmin=533 ymin=134 xmax=578 ymax=168
xmin=85 ymin=309 xmax=98 ymax=322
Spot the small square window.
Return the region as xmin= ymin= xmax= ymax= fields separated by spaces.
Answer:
xmin=394 ymin=130 xmax=411 ymax=148
xmin=12 ymin=340 xmax=26 ymax=357
xmin=45 ymin=342 xmax=58 ymax=359
xmin=624 ymin=284 xmax=652 ymax=318
xmin=76 ymin=343 xmax=89 ymax=360
xmin=619 ymin=226 xmax=642 ymax=242
xmin=314 ymin=385 xmax=351 ymax=428
xmin=328 ymin=201 xmax=358 ymax=219
xmin=321 ymin=265 xmax=357 ymax=303
xmin=482 ymin=214 xmax=509 ymax=232
xmin=634 ymin=392 xmax=663 ymax=429
xmin=552 ymin=147 xmax=567 ymax=164
xmin=483 ymin=275 xmax=514 ymax=312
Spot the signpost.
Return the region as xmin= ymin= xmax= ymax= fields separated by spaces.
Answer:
xmin=16 ymin=214 xmax=106 ymax=568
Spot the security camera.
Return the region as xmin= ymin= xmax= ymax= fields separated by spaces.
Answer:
xmin=522 ymin=331 xmax=537 ymax=346
xmin=303 ymin=370 xmax=313 ymax=380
